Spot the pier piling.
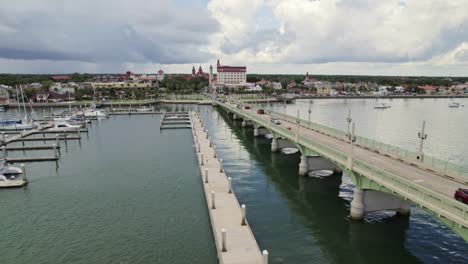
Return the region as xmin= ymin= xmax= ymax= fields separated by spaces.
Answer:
xmin=241 ymin=204 xmax=246 ymax=226
xmin=263 ymin=250 xmax=269 ymax=264
xmin=211 ymin=191 xmax=216 ymax=209
xmin=2 ymin=146 xmax=6 ymax=158
xmin=205 ymin=168 xmax=209 ymax=183
xmin=228 ymin=177 xmax=232 ymax=194
xmin=221 ymin=228 xmax=227 ymax=252
xmin=21 ymin=164 xmax=27 ymax=181
xmin=219 ymin=159 xmax=223 ymax=172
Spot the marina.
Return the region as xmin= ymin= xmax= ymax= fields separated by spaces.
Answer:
xmin=0 ymin=99 xmax=467 ymax=263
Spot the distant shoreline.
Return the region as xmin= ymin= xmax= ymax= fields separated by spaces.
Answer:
xmin=293 ymin=95 xmax=468 ymax=99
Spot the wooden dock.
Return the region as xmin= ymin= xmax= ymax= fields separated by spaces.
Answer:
xmin=109 ymin=111 xmax=162 ymax=115
xmin=3 ymin=145 xmax=60 ymax=151
xmin=190 ymin=112 xmax=265 ymax=264
xmin=6 ymin=156 xmax=58 ymax=163
xmin=160 ymin=112 xmax=192 ymax=130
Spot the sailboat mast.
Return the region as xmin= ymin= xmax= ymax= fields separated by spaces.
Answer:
xmin=16 ymin=85 xmax=21 ymax=112
xmin=20 ymin=85 xmax=28 ymax=121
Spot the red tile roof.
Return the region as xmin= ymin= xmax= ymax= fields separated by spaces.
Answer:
xmin=51 ymin=75 xmax=71 ymax=80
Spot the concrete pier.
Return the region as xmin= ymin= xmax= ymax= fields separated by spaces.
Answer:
xmin=190 ymin=112 xmax=264 ymax=264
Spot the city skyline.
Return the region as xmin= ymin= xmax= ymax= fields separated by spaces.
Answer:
xmin=1 ymin=0 xmax=468 ymax=76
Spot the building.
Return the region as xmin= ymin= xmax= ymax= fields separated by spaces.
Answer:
xmin=51 ymin=75 xmax=71 ymax=81
xmin=35 ymin=91 xmax=74 ymax=103
xmin=157 ymin=69 xmax=165 ymax=81
xmin=271 ymin=82 xmax=283 ymax=90
xmin=214 ymin=59 xmax=246 ymax=85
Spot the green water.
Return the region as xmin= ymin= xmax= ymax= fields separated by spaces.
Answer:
xmin=0 ymin=102 xmax=467 ymax=264
xmin=0 ymin=114 xmax=217 ymax=264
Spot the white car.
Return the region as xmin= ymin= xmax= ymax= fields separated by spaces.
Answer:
xmin=271 ymin=118 xmax=281 ymax=125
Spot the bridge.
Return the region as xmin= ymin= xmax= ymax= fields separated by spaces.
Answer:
xmin=216 ymin=101 xmax=468 ymax=241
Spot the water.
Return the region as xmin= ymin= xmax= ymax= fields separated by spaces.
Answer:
xmin=0 ymin=112 xmax=217 ymax=264
xmin=1 ymin=101 xmax=467 ymax=264
xmin=263 ymin=98 xmax=468 ymax=165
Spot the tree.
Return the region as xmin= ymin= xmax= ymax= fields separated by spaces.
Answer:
xmin=41 ymin=80 xmax=54 ymax=90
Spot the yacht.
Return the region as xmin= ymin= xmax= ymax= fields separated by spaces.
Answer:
xmin=373 ymin=102 xmax=391 ymax=109
xmin=449 ymin=102 xmax=460 ymax=108
xmin=48 ymin=121 xmax=82 ymax=131
xmin=0 ymin=160 xmax=22 ymax=175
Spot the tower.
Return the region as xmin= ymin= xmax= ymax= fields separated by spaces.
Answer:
xmin=192 ymin=66 xmax=196 ymax=75
xmin=217 ymin=59 xmax=220 ymax=67
xmin=209 ymin=65 xmax=213 ymax=85
xmin=198 ymin=65 xmax=203 ymax=74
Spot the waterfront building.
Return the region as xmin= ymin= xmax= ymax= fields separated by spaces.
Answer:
xmin=215 ymin=59 xmax=246 ymax=85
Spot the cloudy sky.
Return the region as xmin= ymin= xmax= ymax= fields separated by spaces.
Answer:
xmin=1 ymin=0 xmax=468 ymax=76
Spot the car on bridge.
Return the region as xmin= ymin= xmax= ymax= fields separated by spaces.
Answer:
xmin=257 ymin=109 xmax=265 ymax=114
xmin=454 ymin=188 xmax=468 ymax=204
xmin=243 ymin=106 xmax=251 ymax=110
xmin=271 ymin=117 xmax=281 ymax=125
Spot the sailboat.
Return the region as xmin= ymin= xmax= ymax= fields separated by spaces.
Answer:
xmin=0 ymin=85 xmax=37 ymax=130
xmin=448 ymin=97 xmax=463 ymax=108
xmin=373 ymin=93 xmax=391 ymax=109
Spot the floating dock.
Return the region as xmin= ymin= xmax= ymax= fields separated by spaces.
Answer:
xmin=160 ymin=112 xmax=192 ymax=130
xmin=190 ymin=112 xmax=265 ymax=264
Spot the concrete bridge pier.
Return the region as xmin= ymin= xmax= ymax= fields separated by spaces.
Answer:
xmin=254 ymin=126 xmax=270 ymax=137
xmin=271 ymin=138 xmax=279 ymax=152
xmin=241 ymin=119 xmax=253 ymax=127
xmin=350 ymin=188 xmax=411 ymax=220
xmin=299 ymin=155 xmax=308 ymax=176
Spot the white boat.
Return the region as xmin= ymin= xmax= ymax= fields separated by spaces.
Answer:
xmin=0 ymin=122 xmax=36 ymax=131
xmin=0 ymin=106 xmax=5 ymax=112
xmin=281 ymin=148 xmax=299 ymax=154
xmin=449 ymin=102 xmax=460 ymax=108
xmin=48 ymin=121 xmax=81 ymax=131
xmin=0 ymin=160 xmax=22 ymax=175
xmin=373 ymin=102 xmax=391 ymax=109
xmin=84 ymin=109 xmax=108 ymax=118
xmin=136 ymin=106 xmax=152 ymax=112
xmin=308 ymin=170 xmax=334 ymax=178
xmin=264 ymin=134 xmax=273 ymax=139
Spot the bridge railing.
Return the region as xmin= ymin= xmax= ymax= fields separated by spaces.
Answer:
xmin=265 ymin=109 xmax=468 ymax=181
xmin=220 ymin=103 xmax=468 ymax=227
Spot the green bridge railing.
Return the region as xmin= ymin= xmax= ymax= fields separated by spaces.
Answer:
xmin=220 ymin=102 xmax=468 ymax=233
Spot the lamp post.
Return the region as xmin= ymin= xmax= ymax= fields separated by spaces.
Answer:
xmin=295 ymin=109 xmax=300 ymax=142
xmin=346 ymin=109 xmax=352 ymax=139
xmin=346 ymin=122 xmax=357 ymax=169
xmin=308 ymin=100 xmax=312 ymax=124
xmin=418 ymin=121 xmax=428 ymax=162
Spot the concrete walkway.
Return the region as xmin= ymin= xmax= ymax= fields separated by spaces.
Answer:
xmin=190 ymin=112 xmax=265 ymax=264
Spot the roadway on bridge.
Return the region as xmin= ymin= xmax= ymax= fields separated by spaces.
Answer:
xmin=233 ymin=103 xmax=467 ymax=200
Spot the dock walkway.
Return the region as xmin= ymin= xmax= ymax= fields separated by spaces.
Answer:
xmin=190 ymin=112 xmax=265 ymax=264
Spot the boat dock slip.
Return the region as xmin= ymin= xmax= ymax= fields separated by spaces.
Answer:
xmin=190 ymin=112 xmax=265 ymax=264
xmin=3 ymin=145 xmax=60 ymax=151
xmin=160 ymin=112 xmax=192 ymax=130
xmin=109 ymin=111 xmax=162 ymax=115
xmin=6 ymin=156 xmax=58 ymax=163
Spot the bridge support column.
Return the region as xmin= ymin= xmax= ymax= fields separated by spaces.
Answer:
xmin=396 ymin=200 xmax=411 ymax=216
xmin=254 ymin=127 xmax=259 ymax=136
xmin=242 ymin=120 xmax=247 ymax=127
xmin=298 ymin=155 xmax=308 ymax=176
xmin=350 ymin=188 xmax=364 ymax=220
xmin=271 ymin=138 xmax=279 ymax=152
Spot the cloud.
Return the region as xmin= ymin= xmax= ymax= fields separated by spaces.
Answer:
xmin=208 ymin=0 xmax=468 ymax=65
xmin=0 ymin=0 xmax=219 ymax=64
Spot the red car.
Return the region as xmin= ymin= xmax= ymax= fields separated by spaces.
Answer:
xmin=243 ymin=106 xmax=251 ymax=110
xmin=454 ymin=188 xmax=468 ymax=204
xmin=257 ymin=109 xmax=265 ymax=114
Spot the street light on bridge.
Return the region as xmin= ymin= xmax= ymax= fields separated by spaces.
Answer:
xmin=418 ymin=120 xmax=428 ymax=162
xmin=346 ymin=109 xmax=352 ymax=140
xmin=308 ymin=100 xmax=313 ymax=124
xmin=347 ymin=122 xmax=357 ymax=169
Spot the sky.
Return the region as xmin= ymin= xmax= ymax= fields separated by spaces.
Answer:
xmin=1 ymin=0 xmax=468 ymax=76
